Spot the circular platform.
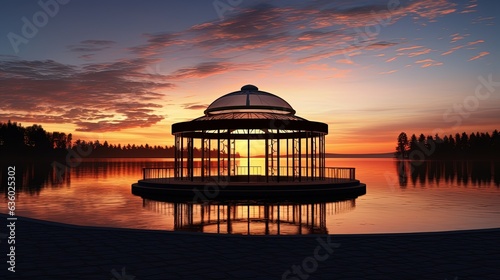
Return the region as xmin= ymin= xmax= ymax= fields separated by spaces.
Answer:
xmin=131 ymin=177 xmax=366 ymax=202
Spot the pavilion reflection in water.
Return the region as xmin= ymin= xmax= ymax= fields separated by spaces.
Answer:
xmin=142 ymin=199 xmax=356 ymax=235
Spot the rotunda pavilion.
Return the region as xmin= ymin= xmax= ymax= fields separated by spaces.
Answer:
xmin=132 ymin=85 xmax=365 ymax=200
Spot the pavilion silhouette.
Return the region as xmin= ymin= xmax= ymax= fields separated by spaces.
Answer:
xmin=132 ymin=85 xmax=366 ymax=200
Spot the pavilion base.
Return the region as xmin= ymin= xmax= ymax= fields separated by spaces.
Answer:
xmin=131 ymin=178 xmax=366 ymax=203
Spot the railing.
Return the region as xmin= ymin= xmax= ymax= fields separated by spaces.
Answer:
xmin=325 ymin=167 xmax=355 ymax=181
xmin=143 ymin=167 xmax=175 ymax=180
xmin=143 ymin=168 xmax=176 ymax=183
xmin=142 ymin=166 xmax=356 ymax=183
xmin=235 ymin=166 xmax=262 ymax=176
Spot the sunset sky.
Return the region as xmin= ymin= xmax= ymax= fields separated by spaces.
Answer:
xmin=0 ymin=0 xmax=498 ymax=153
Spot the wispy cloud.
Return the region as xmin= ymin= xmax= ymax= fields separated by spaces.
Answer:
xmin=471 ymin=16 xmax=495 ymax=26
xmin=407 ymin=48 xmax=432 ymax=57
xmin=335 ymin=58 xmax=355 ymax=65
xmin=415 ymin=58 xmax=443 ymax=68
xmin=395 ymin=45 xmax=434 ymax=58
xmin=460 ymin=0 xmax=477 ymax=14
xmin=68 ymin=40 xmax=116 ymax=52
xmin=166 ymin=61 xmax=258 ymax=80
xmin=442 ymin=45 xmax=463 ymax=56
xmin=396 ymin=45 xmax=424 ymax=52
xmin=379 ymin=69 xmax=398 ymax=75
xmin=130 ymin=33 xmax=182 ymax=56
xmin=441 ymin=39 xmax=484 ymax=55
xmin=385 ymin=56 xmax=397 ymax=62
xmin=449 ymin=33 xmax=469 ymax=43
xmin=67 ymin=40 xmax=117 ymax=60
xmin=0 ymin=58 xmax=172 ymax=132
xmin=128 ymin=0 xmax=457 ymax=69
xmin=183 ymin=103 xmax=208 ymax=110
xmin=468 ymin=51 xmax=489 ymax=61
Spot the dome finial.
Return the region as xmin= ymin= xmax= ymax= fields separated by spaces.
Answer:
xmin=241 ymin=84 xmax=258 ymax=91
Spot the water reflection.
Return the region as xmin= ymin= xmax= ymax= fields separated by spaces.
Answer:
xmin=0 ymin=159 xmax=172 ymax=194
xmin=0 ymin=160 xmax=65 ymax=195
xmin=2 ymin=158 xmax=499 ymax=234
xmin=142 ymin=198 xmax=356 ymax=235
xmin=395 ymin=160 xmax=500 ymax=187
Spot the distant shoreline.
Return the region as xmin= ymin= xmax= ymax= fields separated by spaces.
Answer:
xmin=250 ymin=153 xmax=394 ymax=158
xmin=325 ymin=153 xmax=394 ymax=158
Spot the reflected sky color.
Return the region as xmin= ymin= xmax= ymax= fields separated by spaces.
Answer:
xmin=1 ymin=158 xmax=498 ymax=234
xmin=0 ymin=0 xmax=498 ymax=153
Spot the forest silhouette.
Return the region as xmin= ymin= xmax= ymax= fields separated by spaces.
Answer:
xmin=0 ymin=121 xmax=231 ymax=159
xmin=395 ymin=130 xmax=500 ymax=160
xmin=2 ymin=121 xmax=498 ymax=160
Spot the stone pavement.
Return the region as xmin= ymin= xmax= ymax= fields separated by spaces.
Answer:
xmin=1 ymin=213 xmax=499 ymax=279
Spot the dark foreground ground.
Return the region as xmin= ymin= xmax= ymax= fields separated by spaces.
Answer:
xmin=1 ymin=213 xmax=499 ymax=279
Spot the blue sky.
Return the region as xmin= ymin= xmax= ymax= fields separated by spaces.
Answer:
xmin=0 ymin=0 xmax=498 ymax=153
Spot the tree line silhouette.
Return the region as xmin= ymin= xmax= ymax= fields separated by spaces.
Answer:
xmin=395 ymin=130 xmax=500 ymax=160
xmin=0 ymin=121 xmax=231 ymax=159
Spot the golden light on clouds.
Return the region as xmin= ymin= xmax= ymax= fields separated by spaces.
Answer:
xmin=0 ymin=0 xmax=497 ymax=154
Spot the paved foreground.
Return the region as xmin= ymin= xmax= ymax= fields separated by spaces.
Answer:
xmin=1 ymin=214 xmax=499 ymax=279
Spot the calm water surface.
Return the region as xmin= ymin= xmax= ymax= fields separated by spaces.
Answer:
xmin=1 ymin=158 xmax=499 ymax=234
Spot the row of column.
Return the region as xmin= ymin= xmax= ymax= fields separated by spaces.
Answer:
xmin=174 ymin=131 xmax=326 ymax=182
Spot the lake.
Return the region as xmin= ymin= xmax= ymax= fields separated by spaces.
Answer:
xmin=1 ymin=158 xmax=499 ymax=235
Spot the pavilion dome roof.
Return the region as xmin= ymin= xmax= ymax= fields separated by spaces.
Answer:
xmin=204 ymin=85 xmax=296 ymax=115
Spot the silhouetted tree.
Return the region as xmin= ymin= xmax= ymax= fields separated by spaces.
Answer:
xmin=395 ymin=132 xmax=409 ymax=158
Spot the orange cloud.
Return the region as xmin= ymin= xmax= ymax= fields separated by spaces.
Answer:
xmin=460 ymin=1 xmax=477 ymax=14
xmin=335 ymin=59 xmax=354 ymax=65
xmin=449 ymin=33 xmax=468 ymax=43
xmin=415 ymin=59 xmax=443 ymax=68
xmin=396 ymin=45 xmax=424 ymax=52
xmin=127 ymin=1 xmax=456 ymax=68
xmin=183 ymin=104 xmax=209 ymax=110
xmin=0 ymin=58 xmax=172 ymax=132
xmin=442 ymin=45 xmax=463 ymax=55
xmin=441 ymin=39 xmax=484 ymax=55
xmin=408 ymin=48 xmax=432 ymax=57
xmin=166 ymin=62 xmax=258 ymax=80
xmin=468 ymin=39 xmax=485 ymax=45
xmin=379 ymin=69 xmax=398 ymax=75
xmin=468 ymin=51 xmax=489 ymax=61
